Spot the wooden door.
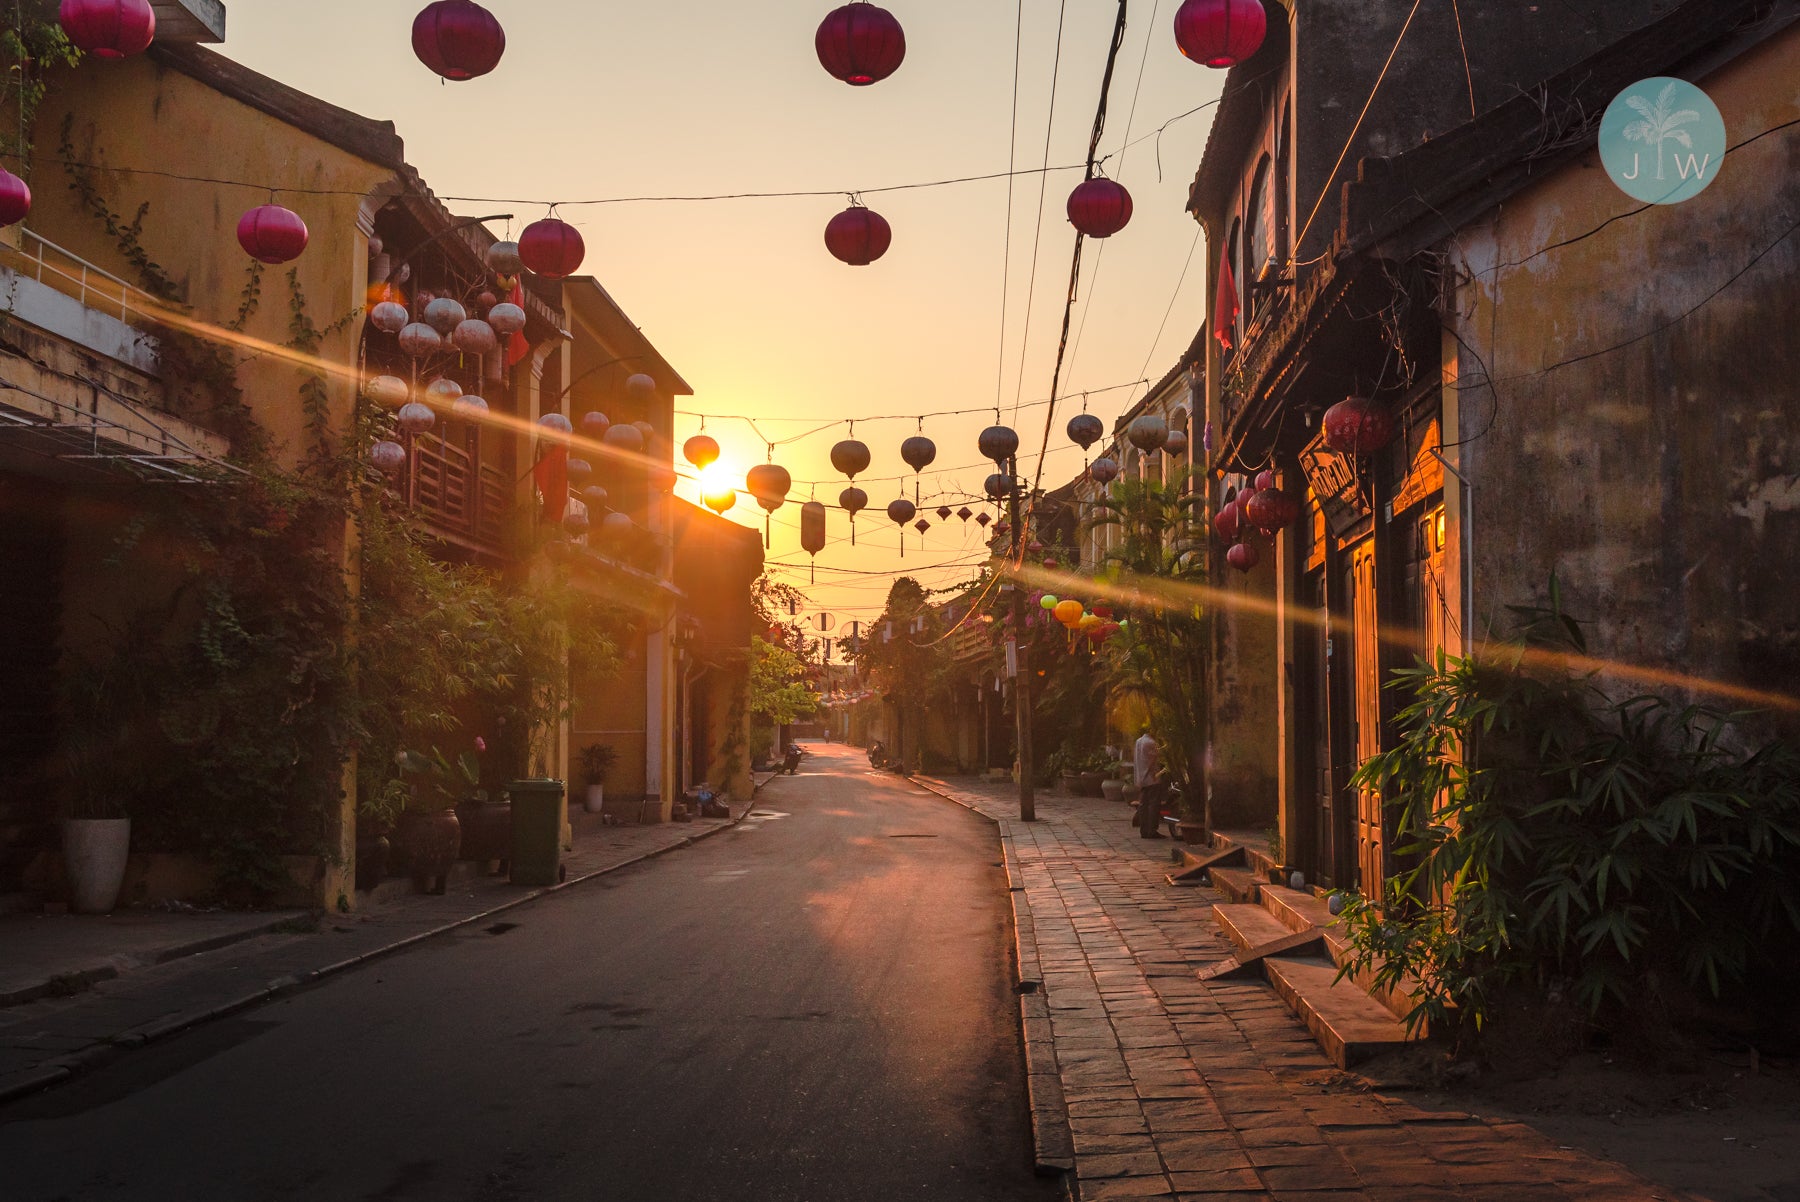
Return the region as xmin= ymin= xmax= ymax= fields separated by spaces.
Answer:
xmin=1349 ymin=539 xmax=1386 ymax=898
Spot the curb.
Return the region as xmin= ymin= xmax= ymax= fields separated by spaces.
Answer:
xmin=0 ymin=799 xmax=767 ymax=1109
xmin=906 ymin=775 xmax=1076 ymax=1181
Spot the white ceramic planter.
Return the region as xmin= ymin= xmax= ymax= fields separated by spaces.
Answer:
xmin=584 ymin=784 xmax=605 ymax=814
xmin=63 ymin=818 xmax=131 ymax=914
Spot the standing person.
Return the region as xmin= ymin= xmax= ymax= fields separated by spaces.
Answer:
xmin=1134 ymin=727 xmax=1167 ymax=839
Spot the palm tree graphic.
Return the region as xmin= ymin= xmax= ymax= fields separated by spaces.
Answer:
xmin=1622 ymin=82 xmax=1701 ymax=181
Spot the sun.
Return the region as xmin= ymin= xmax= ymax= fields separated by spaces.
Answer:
xmin=698 ymin=459 xmax=740 ymax=511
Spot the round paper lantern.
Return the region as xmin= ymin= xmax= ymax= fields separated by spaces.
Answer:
xmin=1039 ymin=594 xmax=1059 ymax=611
xmin=984 ymin=473 xmax=1011 ymax=501
xmin=1028 ymin=540 xmax=1044 ymax=554
xmin=704 ymin=487 xmax=736 ymax=516
xmin=369 ymin=440 xmax=408 ymax=472
xmin=1044 ymin=557 xmax=1059 ymax=569
xmin=631 ymin=419 xmax=656 ymax=444
xmin=370 ymin=301 xmax=410 ymax=335
xmin=452 ymin=394 xmax=490 ymax=417
xmin=567 ymin=458 xmax=593 ymax=481
xmin=1089 ymin=457 xmax=1120 ymax=484
xmin=58 ymin=0 xmax=155 ymax=59
xmin=1054 ymin=599 xmax=1084 ymax=628
xmin=747 ymin=464 xmax=792 ymax=513
xmin=683 ymin=434 xmax=720 ymax=469
xmin=1163 ymin=429 xmax=1189 ymax=457
xmin=412 ymin=0 xmax=505 ymax=81
xmin=800 ymin=500 xmax=828 ymax=556
xmin=518 ymin=217 xmax=585 ymax=279
xmin=1255 ymin=469 xmax=1276 ymax=491
xmin=424 ymin=377 xmax=463 ymax=405
xmin=398 ymin=322 xmax=442 ymax=358
xmin=979 ymin=425 xmax=1020 ymax=465
xmin=581 ymin=484 xmax=609 ymax=506
xmin=1322 ymin=396 xmax=1396 ymax=455
xmin=236 ymin=205 xmax=308 ymax=265
xmin=831 ymin=438 xmax=871 ymax=479
xmin=824 ymin=205 xmax=892 ymax=266
xmin=451 ymin=318 xmax=497 ymax=355
xmin=1079 ymin=613 xmax=1102 ymax=632
xmin=0 ymin=170 xmax=32 ymax=227
xmin=423 ymin=297 xmax=466 ymax=334
xmin=886 ymin=498 xmax=916 ymax=526
xmin=1246 ymin=486 xmax=1299 ymax=532
xmin=1093 ymin=603 xmax=1114 ymax=619
xmin=486 ymin=241 xmax=523 ymax=276
xmin=1173 ymin=0 xmax=1267 ymax=69
xmin=626 ymin=373 xmax=658 ymax=402
xmin=839 ymin=486 xmax=868 ymax=517
xmin=486 ymin=302 xmax=526 ymax=336
xmin=1067 ymin=413 xmax=1104 ymax=451
xmin=581 ymin=412 xmax=611 ymax=441
xmin=397 ymin=401 xmax=436 ymax=434
xmin=815 ymin=3 xmax=905 ymax=86
xmin=603 ymin=423 xmax=644 ymax=453
xmin=1213 ymin=504 xmax=1240 ymax=542
xmin=473 ymin=289 xmax=496 ymax=313
xmin=1227 ymin=542 xmax=1261 ymax=572
xmin=900 ymin=435 xmax=936 ymax=473
xmin=564 ymin=507 xmax=592 ymax=537
xmin=1128 ymin=414 xmax=1169 ymax=451
xmin=1066 ymin=178 xmax=1134 ymax=238
xmin=363 ymin=375 xmax=409 ymax=407
xmin=539 ymin=412 xmax=574 ymax=434
xmin=601 ymin=512 xmax=635 ymax=541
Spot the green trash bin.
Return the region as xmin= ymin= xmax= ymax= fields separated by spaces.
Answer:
xmin=506 ymin=779 xmax=566 ymax=887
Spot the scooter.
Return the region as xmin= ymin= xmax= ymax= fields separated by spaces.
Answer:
xmin=781 ymin=744 xmax=805 ymax=775
xmin=867 ymin=741 xmax=888 ymax=770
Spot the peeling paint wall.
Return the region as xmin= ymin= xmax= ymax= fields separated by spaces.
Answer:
xmin=1451 ymin=27 xmax=1800 ymax=729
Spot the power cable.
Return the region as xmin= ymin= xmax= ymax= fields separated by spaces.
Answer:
xmin=1008 ymin=0 xmax=1071 ymax=424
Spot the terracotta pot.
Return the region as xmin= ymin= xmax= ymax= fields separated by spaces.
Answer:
xmin=1074 ymin=772 xmax=1108 ymax=798
xmin=456 ymin=798 xmax=511 ymax=867
xmin=354 ymin=832 xmax=390 ymax=892
xmin=395 ymin=809 xmax=460 ymax=895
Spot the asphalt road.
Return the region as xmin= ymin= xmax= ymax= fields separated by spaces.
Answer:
xmin=0 ymin=743 xmax=1059 ymax=1202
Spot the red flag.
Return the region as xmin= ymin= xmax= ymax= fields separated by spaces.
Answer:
xmin=1214 ymin=254 xmax=1239 ymax=351
xmin=504 ymin=278 xmax=531 ymax=367
xmin=533 ymin=446 xmax=569 ymax=524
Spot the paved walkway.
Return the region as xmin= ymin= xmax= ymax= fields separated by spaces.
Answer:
xmin=0 ymin=794 xmax=765 ymax=1105
xmin=913 ymin=772 xmax=1683 ymax=1202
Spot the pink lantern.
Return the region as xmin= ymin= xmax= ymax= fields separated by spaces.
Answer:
xmin=0 ymin=169 xmax=30 ymax=227
xmin=518 ymin=218 xmax=585 ymax=280
xmin=58 ymin=0 xmax=155 ymax=58
xmin=486 ymin=302 xmax=526 ymax=336
xmin=825 ymin=205 xmax=892 ymax=266
xmin=1173 ymin=0 xmax=1267 ymax=69
xmin=451 ymin=319 xmax=498 ymax=355
xmin=1226 ymin=542 xmax=1260 ymax=572
xmin=1067 ymin=178 xmax=1134 ymax=238
xmin=815 ymin=3 xmax=906 ymax=86
xmin=1246 ymin=486 xmax=1298 ymax=532
xmin=683 ymin=435 xmax=720 ymax=469
xmin=412 ymin=0 xmax=506 ymax=81
xmin=1322 ymin=396 xmax=1397 ymax=455
xmin=370 ymin=301 xmax=410 ymax=335
xmin=236 ymin=205 xmax=309 ymax=265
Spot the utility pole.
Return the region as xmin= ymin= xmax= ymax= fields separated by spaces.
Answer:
xmin=1007 ymin=454 xmax=1035 ymax=822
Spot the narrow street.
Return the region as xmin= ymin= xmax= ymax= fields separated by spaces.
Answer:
xmin=0 ymin=747 xmax=1059 ymax=1202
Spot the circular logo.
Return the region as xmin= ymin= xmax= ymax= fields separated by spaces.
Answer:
xmin=1598 ymin=77 xmax=1726 ymax=204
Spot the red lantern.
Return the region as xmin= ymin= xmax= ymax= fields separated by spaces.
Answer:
xmin=0 ymin=169 xmax=30 ymax=227
xmin=1246 ymin=486 xmax=1298 ymax=532
xmin=1066 ymin=178 xmax=1134 ymax=239
xmin=815 ymin=3 xmax=906 ymax=87
xmin=1173 ymin=0 xmax=1267 ymax=69
xmin=518 ymin=218 xmax=585 ymax=279
xmin=412 ymin=0 xmax=506 ymax=81
xmin=1227 ymin=542 xmax=1261 ymax=572
xmin=1322 ymin=396 xmax=1397 ymax=455
xmin=824 ymin=205 xmax=892 ymax=266
xmin=58 ymin=0 xmax=155 ymax=59
xmin=1213 ymin=504 xmax=1239 ymax=542
xmin=236 ymin=205 xmax=309 ymax=265
xmin=683 ymin=435 xmax=720 ymax=470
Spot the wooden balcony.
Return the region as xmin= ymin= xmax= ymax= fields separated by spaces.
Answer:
xmin=404 ymin=429 xmax=511 ymax=558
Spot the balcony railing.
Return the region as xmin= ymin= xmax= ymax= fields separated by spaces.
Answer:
xmin=405 ymin=430 xmax=509 ymax=552
xmin=0 ymin=228 xmax=166 ymax=333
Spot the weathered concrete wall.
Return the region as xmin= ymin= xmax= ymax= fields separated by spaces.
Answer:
xmin=1451 ymin=27 xmax=1800 ymax=730
xmin=1207 ymin=546 xmax=1280 ymax=830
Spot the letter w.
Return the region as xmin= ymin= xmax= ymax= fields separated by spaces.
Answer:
xmin=1674 ymin=153 xmax=1713 ymax=180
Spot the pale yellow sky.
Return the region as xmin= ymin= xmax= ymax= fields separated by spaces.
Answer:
xmin=223 ymin=1 xmax=1222 ymax=623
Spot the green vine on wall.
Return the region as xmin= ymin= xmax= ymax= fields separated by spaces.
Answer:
xmin=1 ymin=17 xmax=78 ymax=174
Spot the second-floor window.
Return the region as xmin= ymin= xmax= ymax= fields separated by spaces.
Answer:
xmin=1245 ymin=155 xmax=1274 ymax=311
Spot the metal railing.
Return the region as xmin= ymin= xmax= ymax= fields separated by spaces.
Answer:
xmin=0 ymin=228 xmax=166 ymax=332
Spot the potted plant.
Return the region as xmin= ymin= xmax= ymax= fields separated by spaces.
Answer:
xmin=59 ymin=639 xmax=167 ymax=914
xmin=394 ymin=748 xmax=467 ymax=893
xmin=355 ymin=777 xmax=406 ymax=891
xmin=1074 ymin=750 xmax=1113 ymax=798
xmin=578 ymin=743 xmax=617 ymax=815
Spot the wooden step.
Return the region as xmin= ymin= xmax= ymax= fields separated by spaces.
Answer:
xmin=1166 ymin=843 xmax=1244 ymax=887
xmin=1212 ymin=903 xmax=1293 ymax=955
xmin=1259 ymin=883 xmax=1337 ymax=936
xmin=1207 ymin=865 xmax=1261 ymax=903
xmin=1263 ymin=956 xmax=1418 ymax=1069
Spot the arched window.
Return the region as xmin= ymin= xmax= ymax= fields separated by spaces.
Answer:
xmin=1277 ymin=103 xmax=1292 ymax=261
xmin=1226 ymin=218 xmax=1243 ymax=345
xmin=1246 ymin=155 xmax=1274 ymax=291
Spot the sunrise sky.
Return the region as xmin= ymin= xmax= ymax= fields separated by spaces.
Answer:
xmin=223 ymin=1 xmax=1223 ymax=628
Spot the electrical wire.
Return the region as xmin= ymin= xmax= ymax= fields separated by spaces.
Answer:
xmin=995 ymin=0 xmax=1026 ymax=415
xmin=1008 ymin=0 xmax=1071 ymax=424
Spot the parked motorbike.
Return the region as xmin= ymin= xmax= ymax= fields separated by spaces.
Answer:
xmin=781 ymin=744 xmax=805 ymax=775
xmin=867 ymin=741 xmax=888 ymax=770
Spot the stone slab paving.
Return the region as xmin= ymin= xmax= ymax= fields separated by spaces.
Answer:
xmin=0 ymin=791 xmax=772 ymax=1105
xmin=914 ymin=773 xmax=1687 ymax=1202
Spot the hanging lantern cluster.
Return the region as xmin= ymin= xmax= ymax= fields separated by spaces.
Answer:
xmin=412 ymin=0 xmax=506 ymax=81
xmin=1173 ymin=0 xmax=1267 ymax=69
xmin=815 ymin=3 xmax=906 ymax=86
xmin=1067 ymin=178 xmax=1134 ymax=239
xmin=825 ymin=202 xmax=892 ymax=266
xmin=237 ymin=204 xmax=309 ymax=265
xmin=1322 ymin=395 xmax=1397 ymax=456
xmin=1218 ymin=470 xmax=1300 ymax=573
xmin=59 ymin=0 xmax=156 ymax=59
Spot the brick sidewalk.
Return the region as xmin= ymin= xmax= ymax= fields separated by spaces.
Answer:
xmin=0 ymin=790 xmax=772 ymax=1106
xmin=913 ymin=773 xmax=1682 ymax=1202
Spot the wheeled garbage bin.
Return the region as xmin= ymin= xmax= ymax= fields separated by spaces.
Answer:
xmin=506 ymin=779 xmax=566 ymax=886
